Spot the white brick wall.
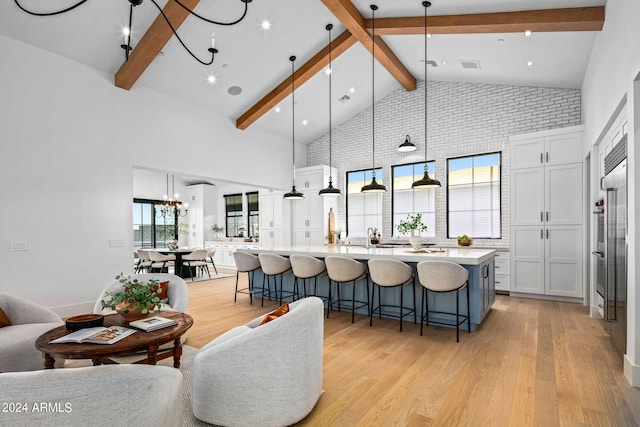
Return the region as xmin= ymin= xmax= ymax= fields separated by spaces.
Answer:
xmin=308 ymin=80 xmax=581 ymax=247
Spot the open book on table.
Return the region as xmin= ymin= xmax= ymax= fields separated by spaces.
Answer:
xmin=49 ymin=326 xmax=136 ymax=345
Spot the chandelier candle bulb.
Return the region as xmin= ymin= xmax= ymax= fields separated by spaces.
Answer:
xmin=211 ymin=33 xmax=216 ymax=49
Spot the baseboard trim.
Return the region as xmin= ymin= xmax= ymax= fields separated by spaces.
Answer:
xmin=624 ymin=355 xmax=640 ymax=387
xmin=509 ymin=292 xmax=583 ymax=304
xmin=590 ymin=305 xmax=603 ymax=319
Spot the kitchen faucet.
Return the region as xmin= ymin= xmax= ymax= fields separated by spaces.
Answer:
xmin=366 ymin=227 xmax=374 ymax=249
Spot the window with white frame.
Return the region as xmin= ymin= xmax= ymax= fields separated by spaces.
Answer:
xmin=346 ymin=168 xmax=383 ymax=238
xmin=391 ymin=161 xmax=436 ymax=238
xmin=447 ymin=152 xmax=501 ymax=239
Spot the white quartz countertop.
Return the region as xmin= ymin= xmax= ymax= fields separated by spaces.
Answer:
xmin=249 ymin=245 xmax=495 ymax=266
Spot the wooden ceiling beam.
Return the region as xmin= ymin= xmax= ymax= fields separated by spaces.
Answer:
xmin=370 ymin=6 xmax=605 ymax=36
xmin=115 ymin=0 xmax=201 ymax=90
xmin=321 ymin=0 xmax=416 ymax=92
xmin=235 ymin=30 xmax=357 ymax=130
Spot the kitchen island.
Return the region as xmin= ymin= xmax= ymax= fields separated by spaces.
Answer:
xmin=246 ymin=245 xmax=496 ymax=330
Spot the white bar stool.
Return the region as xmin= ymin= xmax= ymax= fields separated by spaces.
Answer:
xmin=325 ymin=256 xmax=369 ymax=323
xmin=290 ymin=254 xmax=327 ymax=301
xmin=258 ymin=253 xmax=293 ymax=306
xmin=232 ymin=251 xmax=261 ymax=304
xmin=416 ymin=260 xmax=470 ymax=342
xmin=367 ymin=258 xmax=416 ymax=332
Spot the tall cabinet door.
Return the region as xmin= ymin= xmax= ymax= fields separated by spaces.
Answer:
xmin=545 ymin=225 xmax=583 ymax=297
xmin=545 ymin=164 xmax=583 ymax=225
xmin=511 ymin=226 xmax=545 ymax=294
xmin=511 ymin=137 xmax=545 ymax=169
xmin=511 ymin=168 xmax=544 ymax=226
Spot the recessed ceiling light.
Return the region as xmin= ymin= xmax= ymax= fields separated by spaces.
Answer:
xmin=349 ymin=87 xmax=355 ymax=93
xmin=275 ymin=106 xmax=281 ymax=113
xmin=427 ymin=33 xmax=432 ymax=38
xmin=261 ymin=20 xmax=271 ymax=30
xmin=524 ymin=30 xmax=532 ymax=37
xmin=526 ymin=61 xmax=534 ymax=67
xmin=497 ymin=38 xmax=505 ymax=43
xmin=325 ymin=68 xmax=331 ymax=75
xmin=302 ymin=120 xmax=308 ymax=126
xmin=442 ymin=60 xmax=447 ymax=64
xmin=207 ymin=75 xmax=216 ymax=84
xmin=228 ymin=86 xmax=242 ymax=96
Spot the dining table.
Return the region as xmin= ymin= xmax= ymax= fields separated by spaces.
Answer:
xmin=153 ymin=248 xmax=195 ymax=279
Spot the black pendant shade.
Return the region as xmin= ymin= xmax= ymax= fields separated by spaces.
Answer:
xmin=412 ymin=0 xmax=441 ymax=190
xmin=361 ymin=4 xmax=387 ymax=194
xmin=283 ymin=185 xmax=305 ymax=199
xmin=397 ymin=135 xmax=417 ymax=152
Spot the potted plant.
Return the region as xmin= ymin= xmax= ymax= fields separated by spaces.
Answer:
xmin=457 ymin=234 xmax=473 ymax=246
xmin=211 ymin=224 xmax=224 ymax=241
xmin=396 ymin=213 xmax=428 ymax=249
xmin=100 ymin=274 xmax=168 ymax=321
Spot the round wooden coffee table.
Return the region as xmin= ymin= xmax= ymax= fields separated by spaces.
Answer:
xmin=35 ymin=311 xmax=193 ymax=369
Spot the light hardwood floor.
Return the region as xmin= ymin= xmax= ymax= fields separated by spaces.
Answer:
xmin=185 ymin=271 xmax=640 ymax=426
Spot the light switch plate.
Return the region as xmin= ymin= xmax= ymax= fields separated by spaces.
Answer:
xmin=10 ymin=241 xmax=28 ymax=251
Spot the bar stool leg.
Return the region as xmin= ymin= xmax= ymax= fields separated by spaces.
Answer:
xmin=327 ymin=280 xmax=332 ymax=319
xmin=467 ymin=284 xmax=471 ymax=333
xmin=400 ymin=285 xmax=404 ymax=332
xmin=369 ymin=284 xmax=375 ymax=327
xmin=456 ymin=288 xmax=460 ymax=342
xmin=413 ymin=279 xmax=417 ymax=324
xmin=234 ymin=271 xmax=240 ymax=302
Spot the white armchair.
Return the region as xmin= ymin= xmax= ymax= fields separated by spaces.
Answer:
xmin=93 ymin=273 xmax=188 ymax=315
xmin=0 ymin=293 xmax=63 ymax=372
xmin=191 ymin=297 xmax=324 ymax=427
xmin=0 ymin=364 xmax=183 ymax=427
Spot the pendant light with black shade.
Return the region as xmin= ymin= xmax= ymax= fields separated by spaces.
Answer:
xmin=397 ymin=134 xmax=416 ymax=152
xmin=361 ymin=4 xmax=387 ymax=194
xmin=283 ymin=55 xmax=305 ymax=200
xmin=319 ymin=24 xmax=342 ymax=197
xmin=412 ymin=1 xmax=441 ymax=189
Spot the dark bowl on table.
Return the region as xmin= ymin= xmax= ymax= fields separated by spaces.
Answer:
xmin=65 ymin=314 xmax=104 ymax=330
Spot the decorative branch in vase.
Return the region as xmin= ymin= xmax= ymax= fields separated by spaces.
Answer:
xmin=396 ymin=213 xmax=428 ymax=249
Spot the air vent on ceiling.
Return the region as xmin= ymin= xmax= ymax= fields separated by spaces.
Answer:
xmin=460 ymin=60 xmax=481 ymax=70
xmin=338 ymin=94 xmax=351 ymax=103
xmin=426 ymin=60 xmax=438 ymax=67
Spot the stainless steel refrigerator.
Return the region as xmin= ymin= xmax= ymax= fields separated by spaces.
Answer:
xmin=602 ymin=135 xmax=627 ymax=356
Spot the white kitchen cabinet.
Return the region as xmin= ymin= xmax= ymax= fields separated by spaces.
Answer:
xmin=511 ymin=163 xmax=583 ymax=226
xmin=494 ymin=250 xmax=510 ymax=293
xmin=205 ymin=242 xmax=259 ymax=269
xmin=290 ymin=165 xmax=338 ymax=246
xmin=511 ymin=225 xmax=583 ymax=297
xmin=259 ymin=190 xmax=284 ymax=230
xmin=183 ymin=184 xmax=218 ymax=249
xmin=509 ymin=126 xmax=584 ymax=300
xmin=511 ymin=128 xmax=583 ymax=170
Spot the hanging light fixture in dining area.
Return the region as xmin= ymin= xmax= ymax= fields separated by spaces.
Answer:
xmin=361 ymin=4 xmax=387 ymax=194
xmin=412 ymin=1 xmax=441 ymax=189
xmin=283 ymin=55 xmax=305 ymax=200
xmin=156 ymin=174 xmax=188 ymax=218
xmin=319 ymin=23 xmax=342 ymax=197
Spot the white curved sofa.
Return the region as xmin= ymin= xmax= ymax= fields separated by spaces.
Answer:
xmin=0 ymin=293 xmax=63 ymax=372
xmin=93 ymin=273 xmax=188 ymax=314
xmin=0 ymin=364 xmax=183 ymax=427
xmin=191 ymin=296 xmax=324 ymax=427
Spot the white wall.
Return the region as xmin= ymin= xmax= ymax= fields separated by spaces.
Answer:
xmin=581 ymin=0 xmax=640 ymax=386
xmin=0 ymin=34 xmax=303 ymax=315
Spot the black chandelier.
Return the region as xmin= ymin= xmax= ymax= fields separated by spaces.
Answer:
xmin=14 ymin=0 xmax=254 ymax=65
xmin=157 ymin=174 xmax=188 ymax=218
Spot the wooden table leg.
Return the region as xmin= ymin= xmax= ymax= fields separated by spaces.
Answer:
xmin=147 ymin=344 xmax=159 ymax=365
xmin=43 ymin=353 xmax=55 ymax=369
xmin=173 ymin=338 xmax=183 ymax=368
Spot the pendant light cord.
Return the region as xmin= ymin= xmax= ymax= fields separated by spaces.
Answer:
xmin=328 ymin=24 xmax=333 ymax=182
xmin=423 ymin=1 xmax=428 ymax=173
xmin=371 ymin=5 xmax=376 ymax=179
xmin=291 ymin=56 xmax=296 ymax=186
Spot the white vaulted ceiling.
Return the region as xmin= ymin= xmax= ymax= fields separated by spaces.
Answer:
xmin=0 ymin=0 xmax=604 ymax=144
